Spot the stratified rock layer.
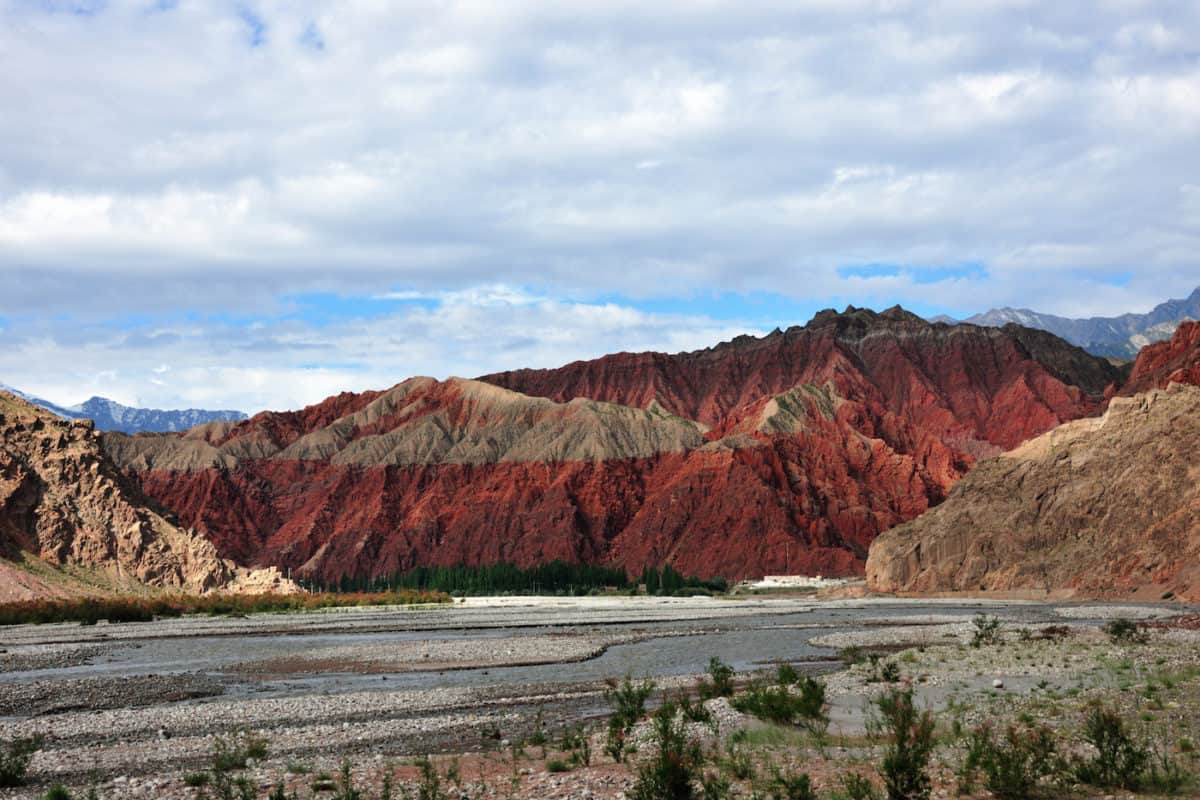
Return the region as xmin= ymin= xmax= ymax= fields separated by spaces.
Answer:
xmin=1121 ymin=320 xmax=1200 ymax=396
xmin=107 ymin=308 xmax=1120 ymax=583
xmin=0 ymin=391 xmax=292 ymax=599
xmin=866 ymin=385 xmax=1200 ymax=601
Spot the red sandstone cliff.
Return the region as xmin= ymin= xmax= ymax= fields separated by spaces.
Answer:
xmin=103 ymin=308 xmax=1121 ymax=584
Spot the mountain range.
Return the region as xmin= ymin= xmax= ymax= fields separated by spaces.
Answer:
xmin=6 ymin=299 xmax=1200 ymax=602
xmin=0 ymin=384 xmax=247 ymax=433
xmin=942 ymin=286 xmax=1200 ymax=359
xmin=100 ymin=307 xmax=1123 ymax=585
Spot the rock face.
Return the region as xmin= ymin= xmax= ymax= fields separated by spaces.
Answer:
xmin=106 ymin=308 xmax=1121 ymax=584
xmin=866 ymin=383 xmax=1200 ymax=601
xmin=0 ymin=391 xmax=292 ymax=599
xmin=1120 ymin=321 xmax=1200 ymax=396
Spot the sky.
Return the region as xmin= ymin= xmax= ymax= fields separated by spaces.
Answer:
xmin=1 ymin=1 xmax=1198 ymax=412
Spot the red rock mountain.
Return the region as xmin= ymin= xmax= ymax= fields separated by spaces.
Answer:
xmin=866 ymin=321 xmax=1200 ymax=601
xmin=0 ymin=391 xmax=292 ymax=601
xmin=1120 ymin=320 xmax=1200 ymax=396
xmin=104 ymin=308 xmax=1123 ymax=584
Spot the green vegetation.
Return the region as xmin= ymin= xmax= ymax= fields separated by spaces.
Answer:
xmin=0 ymin=589 xmax=449 ymax=627
xmin=698 ymin=656 xmax=735 ymax=699
xmin=317 ymin=560 xmax=727 ymax=596
xmin=868 ymin=687 xmax=936 ymax=800
xmin=0 ymin=734 xmax=43 ymax=787
xmin=960 ymin=723 xmax=1059 ymax=799
xmin=605 ymin=675 xmax=656 ymax=762
xmin=1074 ymin=705 xmax=1152 ymax=790
xmin=630 ymin=702 xmax=704 ymax=800
xmin=970 ymin=614 xmax=1004 ymax=648
xmin=1104 ymin=617 xmax=1150 ymax=645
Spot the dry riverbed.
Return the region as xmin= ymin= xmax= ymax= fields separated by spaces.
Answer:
xmin=1 ymin=596 xmax=1197 ymax=799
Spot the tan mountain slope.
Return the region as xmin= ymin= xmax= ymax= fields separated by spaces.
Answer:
xmin=866 ymin=383 xmax=1200 ymax=601
xmin=105 ymin=377 xmax=708 ymax=472
xmin=0 ymin=391 xmax=292 ymax=599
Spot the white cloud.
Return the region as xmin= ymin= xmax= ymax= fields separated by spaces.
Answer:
xmin=0 ymin=287 xmax=758 ymax=412
xmin=0 ymin=1 xmax=1198 ymax=406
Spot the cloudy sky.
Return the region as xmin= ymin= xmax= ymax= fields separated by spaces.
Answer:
xmin=1 ymin=0 xmax=1198 ymax=412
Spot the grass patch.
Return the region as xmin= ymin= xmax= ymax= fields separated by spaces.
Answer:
xmin=0 ymin=590 xmax=451 ymax=627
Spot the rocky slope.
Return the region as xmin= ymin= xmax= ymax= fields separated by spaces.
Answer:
xmin=865 ymin=383 xmax=1200 ymax=601
xmin=0 ymin=391 xmax=291 ymax=600
xmin=1119 ymin=320 xmax=1200 ymax=396
xmin=105 ymin=308 xmax=1122 ymax=583
xmin=961 ymin=286 xmax=1200 ymax=358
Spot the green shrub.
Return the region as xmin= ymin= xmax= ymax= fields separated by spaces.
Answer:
xmin=963 ymin=723 xmax=1059 ymax=799
xmin=0 ymin=735 xmax=43 ymax=787
xmin=767 ymin=768 xmax=817 ymax=800
xmin=970 ymin=615 xmax=1003 ymax=647
xmin=699 ymin=657 xmax=735 ymax=700
xmin=674 ymin=691 xmax=712 ymax=724
xmin=415 ymin=758 xmax=446 ymax=800
xmin=1104 ymin=618 xmax=1149 ymax=645
xmin=1074 ymin=706 xmax=1149 ymax=790
xmin=41 ymin=786 xmax=73 ymax=800
xmin=1143 ymin=749 xmax=1191 ymax=795
xmin=1076 ymin=707 xmax=1149 ymax=789
xmin=211 ymin=731 xmax=269 ymax=772
xmin=868 ymin=687 xmax=936 ymax=800
xmin=546 ymin=758 xmax=571 ymax=773
xmin=732 ymin=677 xmax=828 ymax=737
xmin=606 ymin=675 xmax=656 ymax=730
xmin=700 ymin=771 xmax=732 ymax=800
xmin=776 ymin=663 xmax=800 ymax=685
xmin=184 ymin=772 xmax=211 ymax=787
xmin=834 ymin=773 xmax=882 ymax=800
xmin=722 ymin=743 xmax=755 ymax=780
xmin=630 ymin=703 xmax=704 ymax=800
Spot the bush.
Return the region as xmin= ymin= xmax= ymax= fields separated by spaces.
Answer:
xmin=415 ymin=758 xmax=446 ymax=800
xmin=776 ymin=663 xmax=800 ymax=685
xmin=731 ymin=677 xmax=828 ymax=738
xmin=42 ymin=786 xmax=73 ymax=800
xmin=211 ymin=731 xmax=269 ymax=772
xmin=1104 ymin=618 xmax=1149 ymax=645
xmin=699 ymin=657 xmax=734 ymax=700
xmin=546 ymin=758 xmax=571 ymax=773
xmin=768 ymin=768 xmax=817 ymax=800
xmin=1074 ymin=706 xmax=1149 ymax=790
xmin=0 ymin=735 xmax=44 ymax=788
xmin=606 ymin=675 xmax=656 ymax=731
xmin=868 ymin=687 xmax=936 ymax=800
xmin=834 ymin=773 xmax=882 ymax=800
xmin=961 ymin=723 xmax=1059 ymax=799
xmin=1143 ymin=749 xmax=1191 ymax=795
xmin=970 ymin=614 xmax=1003 ymax=647
xmin=630 ymin=703 xmax=704 ymax=800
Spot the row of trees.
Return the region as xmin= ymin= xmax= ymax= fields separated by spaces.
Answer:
xmin=314 ymin=561 xmax=727 ymax=596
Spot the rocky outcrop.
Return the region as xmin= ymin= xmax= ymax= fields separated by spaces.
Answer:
xmin=1120 ymin=321 xmax=1200 ymax=396
xmin=106 ymin=308 xmax=1121 ymax=583
xmin=0 ymin=391 xmax=293 ymax=598
xmin=865 ymin=383 xmax=1200 ymax=601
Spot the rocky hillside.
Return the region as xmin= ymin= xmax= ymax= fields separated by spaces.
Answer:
xmin=865 ymin=383 xmax=1200 ymax=601
xmin=0 ymin=391 xmax=291 ymax=601
xmin=105 ymin=308 xmax=1122 ymax=583
xmin=866 ymin=321 xmax=1200 ymax=600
